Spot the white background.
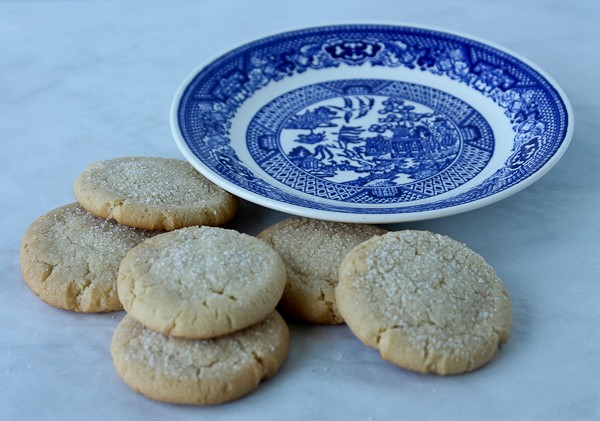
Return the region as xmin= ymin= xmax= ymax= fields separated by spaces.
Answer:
xmin=1 ymin=1 xmax=599 ymax=420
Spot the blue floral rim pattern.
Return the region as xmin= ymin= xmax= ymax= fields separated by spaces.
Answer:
xmin=172 ymin=24 xmax=572 ymax=221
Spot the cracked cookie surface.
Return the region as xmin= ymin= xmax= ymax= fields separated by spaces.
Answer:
xmin=20 ymin=203 xmax=157 ymax=312
xmin=336 ymin=230 xmax=512 ymax=375
xmin=74 ymin=156 xmax=238 ymax=230
xmin=111 ymin=311 xmax=289 ymax=405
xmin=117 ymin=226 xmax=287 ymax=338
xmin=258 ymin=217 xmax=386 ymax=324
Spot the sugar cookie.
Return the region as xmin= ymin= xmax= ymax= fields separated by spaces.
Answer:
xmin=336 ymin=230 xmax=512 ymax=375
xmin=111 ymin=311 xmax=289 ymax=405
xmin=117 ymin=226 xmax=286 ymax=338
xmin=258 ymin=217 xmax=386 ymax=324
xmin=20 ymin=203 xmax=157 ymax=312
xmin=74 ymin=157 xmax=238 ymax=230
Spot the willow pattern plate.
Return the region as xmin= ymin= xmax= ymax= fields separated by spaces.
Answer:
xmin=171 ymin=24 xmax=573 ymax=223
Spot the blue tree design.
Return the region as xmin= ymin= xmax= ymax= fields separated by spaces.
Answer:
xmin=369 ymin=97 xmax=433 ymax=136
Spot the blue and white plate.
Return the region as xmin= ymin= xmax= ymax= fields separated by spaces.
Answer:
xmin=171 ymin=24 xmax=573 ymax=223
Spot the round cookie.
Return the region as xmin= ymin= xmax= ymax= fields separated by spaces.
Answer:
xmin=20 ymin=203 xmax=157 ymax=312
xmin=111 ymin=311 xmax=289 ymax=405
xmin=117 ymin=226 xmax=287 ymax=338
xmin=336 ymin=230 xmax=512 ymax=375
xmin=73 ymin=156 xmax=238 ymax=231
xmin=258 ymin=217 xmax=386 ymax=324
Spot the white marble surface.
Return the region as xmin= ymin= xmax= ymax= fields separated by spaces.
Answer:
xmin=1 ymin=1 xmax=599 ymax=419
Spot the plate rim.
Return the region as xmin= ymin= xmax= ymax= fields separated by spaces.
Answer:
xmin=170 ymin=22 xmax=574 ymax=223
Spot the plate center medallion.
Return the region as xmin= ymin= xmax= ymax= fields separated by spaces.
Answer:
xmin=248 ymin=79 xmax=494 ymax=203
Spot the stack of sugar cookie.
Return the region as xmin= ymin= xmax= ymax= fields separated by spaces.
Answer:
xmin=19 ymin=154 xmax=514 ymax=406
xmin=20 ymin=157 xmax=238 ymax=313
xmin=258 ymin=219 xmax=512 ymax=375
xmin=112 ymin=226 xmax=289 ymax=405
xmin=20 ymin=156 xmax=291 ymax=404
